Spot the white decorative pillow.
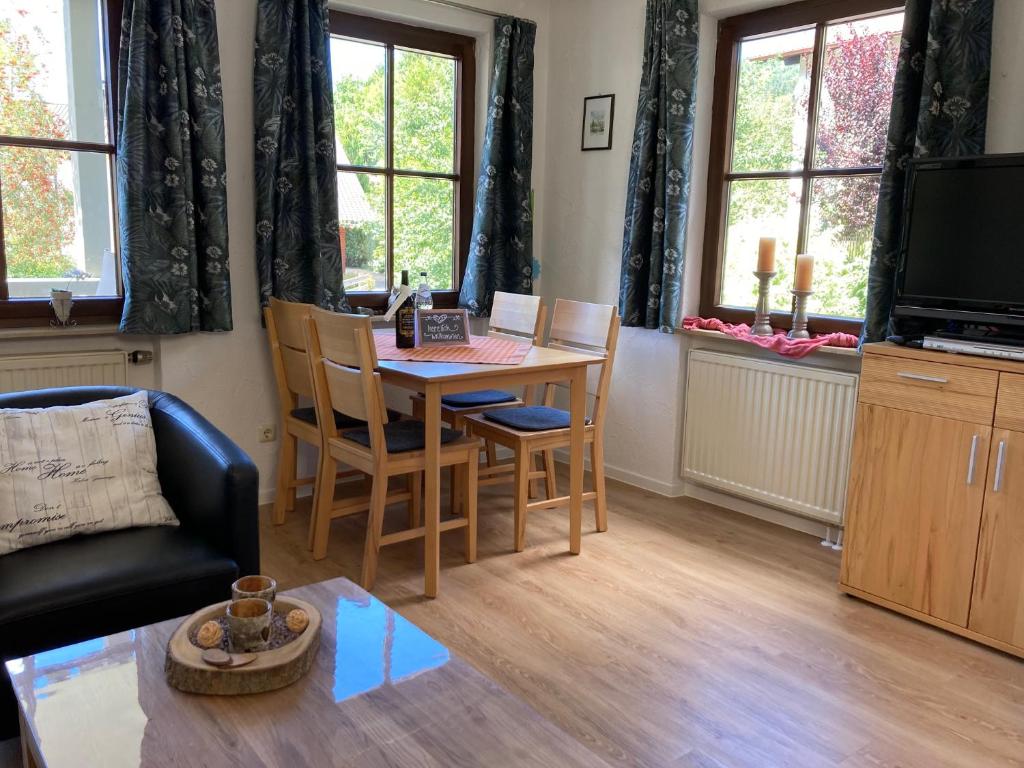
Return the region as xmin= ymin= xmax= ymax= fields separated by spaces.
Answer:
xmin=0 ymin=392 xmax=178 ymax=555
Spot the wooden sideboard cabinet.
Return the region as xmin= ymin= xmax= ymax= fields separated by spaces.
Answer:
xmin=841 ymin=342 xmax=1024 ymax=658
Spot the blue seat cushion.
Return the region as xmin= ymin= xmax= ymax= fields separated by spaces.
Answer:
xmin=483 ymin=406 xmax=591 ymax=432
xmin=441 ymin=389 xmax=518 ymax=408
xmin=343 ymin=420 xmax=464 ymax=453
xmin=291 ymin=406 xmax=400 ymax=430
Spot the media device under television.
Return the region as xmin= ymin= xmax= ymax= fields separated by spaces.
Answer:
xmin=395 ymin=270 xmax=416 ymax=349
xmin=891 ymin=153 xmax=1024 ymax=358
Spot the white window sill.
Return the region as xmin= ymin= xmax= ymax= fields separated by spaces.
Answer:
xmin=680 ymin=327 xmax=861 ymax=358
xmin=0 ymin=324 xmax=121 ymax=341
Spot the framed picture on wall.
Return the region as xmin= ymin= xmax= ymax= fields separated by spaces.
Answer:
xmin=581 ymin=94 xmax=615 ymax=151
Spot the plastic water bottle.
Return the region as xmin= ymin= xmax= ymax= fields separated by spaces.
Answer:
xmin=415 ymin=272 xmax=433 ymax=310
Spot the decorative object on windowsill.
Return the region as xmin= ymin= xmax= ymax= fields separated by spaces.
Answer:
xmin=751 ymin=237 xmax=777 ymax=336
xmin=788 ymin=254 xmax=814 ymax=340
xmin=581 ymin=94 xmax=615 ymax=151
xmin=681 ymin=316 xmax=858 ymax=360
xmin=49 ymin=289 xmax=76 ymax=328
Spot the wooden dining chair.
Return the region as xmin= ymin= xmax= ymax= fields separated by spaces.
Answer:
xmin=410 ymin=291 xmax=546 ymax=506
xmin=464 ymin=299 xmax=619 ymax=552
xmin=304 ymin=308 xmax=480 ymax=589
xmin=265 ymin=297 xmax=363 ymax=532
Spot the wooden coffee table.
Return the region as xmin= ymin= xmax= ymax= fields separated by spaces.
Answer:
xmin=7 ymin=578 xmax=609 ymax=767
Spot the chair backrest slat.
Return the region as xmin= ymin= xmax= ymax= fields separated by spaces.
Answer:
xmin=306 ymin=308 xmax=388 ymax=456
xmin=323 ymin=360 xmax=372 ymax=422
xmin=281 ymin=344 xmax=314 ymax=398
xmin=548 ymin=299 xmax=615 ymax=351
xmin=313 ymin=306 xmax=379 ymax=369
xmin=489 ymin=292 xmax=545 ymax=343
xmin=270 ymin=297 xmax=312 ymax=351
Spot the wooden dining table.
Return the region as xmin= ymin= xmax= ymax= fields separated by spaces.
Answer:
xmin=376 ymin=342 xmax=605 ymax=598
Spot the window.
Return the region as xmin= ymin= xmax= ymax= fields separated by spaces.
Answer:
xmin=329 ymin=12 xmax=475 ymax=308
xmin=701 ymin=0 xmax=904 ymax=334
xmin=0 ymin=0 xmax=122 ymax=325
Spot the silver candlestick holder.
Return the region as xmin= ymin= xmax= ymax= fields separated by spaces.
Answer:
xmin=788 ymin=290 xmax=813 ymax=339
xmin=751 ymin=270 xmax=775 ymax=336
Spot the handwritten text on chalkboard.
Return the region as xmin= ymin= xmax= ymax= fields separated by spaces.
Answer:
xmin=415 ymin=309 xmax=471 ymax=347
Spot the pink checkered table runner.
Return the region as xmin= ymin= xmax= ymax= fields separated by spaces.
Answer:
xmin=373 ymin=329 xmax=531 ymax=365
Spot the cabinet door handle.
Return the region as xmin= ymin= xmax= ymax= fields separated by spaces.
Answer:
xmin=967 ymin=434 xmax=979 ymax=485
xmin=897 ymin=371 xmax=949 ymax=385
xmin=993 ymin=440 xmax=1007 ymax=493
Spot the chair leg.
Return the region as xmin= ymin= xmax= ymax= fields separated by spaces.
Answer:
xmin=486 ymin=440 xmax=497 ymax=467
xmin=465 ymin=453 xmax=478 ymax=563
xmin=272 ymin=430 xmax=297 ymax=525
xmin=361 ymin=474 xmax=389 ymax=591
xmin=529 ymin=452 xmax=544 ymax=499
xmin=449 ymin=415 xmax=464 ymax=514
xmin=452 ymin=463 xmax=464 ymax=517
xmin=592 ymin=437 xmax=608 ymax=533
xmin=311 ymin=454 xmax=337 ymax=560
xmin=543 ymin=449 xmax=557 ymax=500
xmin=513 ymin=449 xmax=530 ymax=552
xmin=407 ymin=471 xmax=422 ymax=529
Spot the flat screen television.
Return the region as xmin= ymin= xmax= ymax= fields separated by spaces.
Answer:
xmin=893 ymin=153 xmax=1024 ymax=328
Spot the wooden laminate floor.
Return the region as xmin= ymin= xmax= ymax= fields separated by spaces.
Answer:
xmin=259 ymin=470 xmax=1024 ymax=768
xmin=3 ymin=471 xmax=1021 ymax=768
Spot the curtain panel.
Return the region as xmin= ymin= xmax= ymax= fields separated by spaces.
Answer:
xmin=618 ymin=0 xmax=698 ymax=333
xmin=254 ymin=0 xmax=348 ymax=314
xmin=862 ymin=0 xmax=994 ymax=342
xmin=458 ymin=16 xmax=536 ymax=318
xmin=117 ymin=0 xmax=232 ymax=334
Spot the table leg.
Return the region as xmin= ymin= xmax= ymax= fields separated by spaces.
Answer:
xmin=424 ymin=382 xmax=442 ymax=598
xmin=568 ymin=366 xmax=586 ymax=555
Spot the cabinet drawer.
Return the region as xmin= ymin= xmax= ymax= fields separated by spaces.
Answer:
xmin=995 ymin=373 xmax=1024 ymax=432
xmin=859 ymin=354 xmax=997 ymax=424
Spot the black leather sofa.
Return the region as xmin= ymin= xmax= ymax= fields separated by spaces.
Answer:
xmin=0 ymin=386 xmax=260 ymax=738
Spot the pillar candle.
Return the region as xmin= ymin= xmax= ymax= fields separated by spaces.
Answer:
xmin=757 ymin=237 xmax=776 ymax=273
xmin=794 ymin=254 xmax=814 ymax=292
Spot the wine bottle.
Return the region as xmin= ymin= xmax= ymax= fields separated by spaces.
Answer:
xmin=395 ymin=269 xmax=416 ymax=349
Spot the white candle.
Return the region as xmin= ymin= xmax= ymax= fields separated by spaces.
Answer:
xmin=794 ymin=254 xmax=814 ymax=292
xmin=757 ymin=237 xmax=776 ymax=273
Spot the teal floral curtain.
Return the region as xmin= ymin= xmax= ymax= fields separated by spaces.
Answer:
xmin=117 ymin=0 xmax=231 ymax=334
xmin=254 ymin=0 xmax=348 ymax=313
xmin=618 ymin=0 xmax=698 ymax=333
xmin=862 ymin=0 xmax=994 ymax=342
xmin=458 ymin=17 xmax=536 ymax=317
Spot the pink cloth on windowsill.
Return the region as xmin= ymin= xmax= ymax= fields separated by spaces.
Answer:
xmin=682 ymin=316 xmax=860 ymax=360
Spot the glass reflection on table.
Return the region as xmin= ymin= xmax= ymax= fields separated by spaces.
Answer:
xmin=333 ymin=595 xmax=450 ymax=703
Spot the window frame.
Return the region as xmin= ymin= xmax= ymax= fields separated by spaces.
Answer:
xmin=328 ymin=11 xmax=476 ymax=310
xmin=0 ymin=0 xmax=124 ymax=327
xmin=699 ymin=0 xmax=903 ymax=336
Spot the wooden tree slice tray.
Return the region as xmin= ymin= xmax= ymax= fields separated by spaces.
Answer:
xmin=165 ymin=596 xmax=321 ymax=695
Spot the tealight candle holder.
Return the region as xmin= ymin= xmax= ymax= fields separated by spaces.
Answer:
xmin=751 ymin=271 xmax=775 ymax=336
xmin=789 ymin=290 xmax=813 ymax=339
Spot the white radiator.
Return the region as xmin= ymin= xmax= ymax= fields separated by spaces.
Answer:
xmin=682 ymin=349 xmax=858 ymax=526
xmin=0 ymin=351 xmax=128 ymax=393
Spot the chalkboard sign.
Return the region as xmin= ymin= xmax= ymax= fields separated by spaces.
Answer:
xmin=415 ymin=309 xmax=471 ymax=347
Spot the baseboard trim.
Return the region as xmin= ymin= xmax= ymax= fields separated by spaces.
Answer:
xmin=683 ymin=482 xmax=831 ymax=539
xmin=551 ymin=448 xmax=685 ymax=498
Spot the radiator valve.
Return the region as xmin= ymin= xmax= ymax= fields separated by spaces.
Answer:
xmin=128 ymin=350 xmax=154 ymax=365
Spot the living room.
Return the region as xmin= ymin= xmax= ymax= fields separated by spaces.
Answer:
xmin=1 ymin=0 xmax=1023 ymax=765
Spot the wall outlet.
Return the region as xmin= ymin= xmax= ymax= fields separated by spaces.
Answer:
xmin=258 ymin=425 xmax=276 ymax=443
